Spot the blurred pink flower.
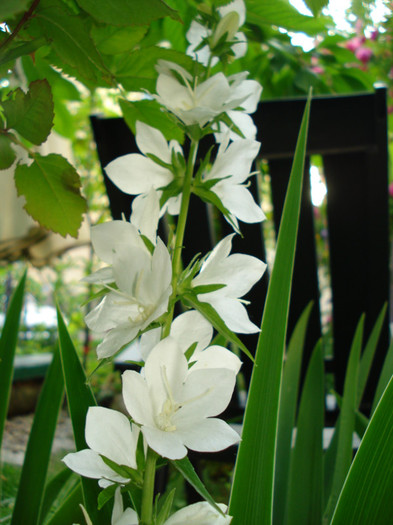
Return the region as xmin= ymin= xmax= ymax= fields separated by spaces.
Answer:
xmin=345 ymin=36 xmax=365 ymax=52
xmin=355 ymin=47 xmax=373 ymax=64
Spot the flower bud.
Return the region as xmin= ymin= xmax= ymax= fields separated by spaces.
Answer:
xmin=211 ymin=11 xmax=240 ymax=48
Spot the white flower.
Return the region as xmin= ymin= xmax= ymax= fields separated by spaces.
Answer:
xmin=130 ymin=187 xmax=160 ymax=244
xmin=192 ymin=234 xmax=266 ymax=333
xmin=165 ymin=501 xmax=232 ymax=524
xmin=62 ymin=407 xmax=138 ymax=488
xmin=154 ymin=61 xmax=259 ymax=128
xmin=214 ymin=72 xmax=262 ymax=141
xmin=186 ymin=0 xmax=247 ymax=67
xmin=122 ymin=337 xmax=240 ymax=460
xmin=84 ymin=220 xmax=172 ymax=358
xmin=105 ymin=122 xmax=183 ymax=216
xmin=112 ymin=487 xmax=139 ymax=525
xmin=203 ymin=134 xmax=265 ymax=230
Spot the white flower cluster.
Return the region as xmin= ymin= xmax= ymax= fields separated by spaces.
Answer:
xmin=64 ymin=1 xmax=265 ymax=522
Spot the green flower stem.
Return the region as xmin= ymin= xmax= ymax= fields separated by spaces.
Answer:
xmin=162 ymin=138 xmax=199 ymax=337
xmin=140 ymin=447 xmax=158 ymax=525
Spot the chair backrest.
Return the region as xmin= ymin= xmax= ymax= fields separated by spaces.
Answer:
xmin=90 ymin=86 xmax=390 ymax=415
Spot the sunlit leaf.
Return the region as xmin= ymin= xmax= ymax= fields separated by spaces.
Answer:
xmin=304 ymin=0 xmax=329 ymax=17
xmin=91 ymin=25 xmax=148 ymax=55
xmin=0 ymin=133 xmax=16 ymax=170
xmin=14 ymin=153 xmax=87 ymax=238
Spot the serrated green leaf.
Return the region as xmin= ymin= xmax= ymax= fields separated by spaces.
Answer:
xmin=304 ymin=0 xmax=329 ymax=17
xmin=119 ymin=98 xmax=184 ymax=143
xmin=14 ymin=153 xmax=87 ymax=238
xmin=91 ymin=24 xmax=147 ymax=55
xmin=57 ymin=305 xmax=111 ymax=524
xmin=274 ymin=302 xmax=313 ymax=525
xmin=172 ymin=457 xmax=224 ymax=516
xmin=0 ymin=133 xmax=16 ymax=169
xmin=34 ymin=4 xmax=109 ymax=84
xmin=229 ymin=93 xmax=311 ymax=524
xmin=0 ymin=0 xmax=30 ymax=19
xmin=331 ymin=374 xmax=393 ymax=525
xmin=11 ymin=347 xmax=64 ymax=525
xmin=246 ymin=0 xmax=332 ymax=35
xmin=113 ymin=47 xmax=198 ymax=92
xmin=0 ymin=270 xmax=26 ymax=449
xmin=2 ymin=79 xmax=54 ymax=145
xmin=182 ymin=292 xmax=254 ymax=362
xmin=323 ymin=315 xmax=364 ymax=523
xmin=76 ymin=0 xmax=180 ymax=26
xmin=285 ymin=340 xmax=324 ymax=525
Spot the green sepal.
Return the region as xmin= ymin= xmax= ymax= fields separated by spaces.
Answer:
xmin=156 ymin=488 xmax=176 ymax=525
xmin=191 ymin=283 xmax=227 ymax=295
xmin=97 ymin=484 xmax=118 ymax=510
xmin=100 ymin=455 xmax=144 ymax=487
xmin=192 ymin=185 xmax=239 ymax=233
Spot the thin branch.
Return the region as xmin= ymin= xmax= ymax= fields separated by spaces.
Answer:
xmin=0 ymin=0 xmax=41 ymax=52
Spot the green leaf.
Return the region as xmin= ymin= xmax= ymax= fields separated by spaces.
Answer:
xmin=11 ymin=347 xmax=64 ymax=525
xmin=172 ymin=457 xmax=224 ymax=516
xmin=182 ymin=292 xmax=254 ymax=362
xmin=14 ymin=153 xmax=87 ymax=238
xmin=274 ymin=302 xmax=313 ymax=525
xmin=45 ymin=480 xmax=85 ymax=525
xmin=113 ymin=47 xmax=198 ymax=92
xmin=0 ymin=0 xmax=30 ymax=19
xmin=75 ymin=0 xmax=180 ymax=26
xmin=304 ymin=0 xmax=329 ymax=17
xmin=156 ymin=488 xmax=176 ymax=525
xmin=323 ymin=315 xmax=364 ymax=523
xmin=285 ymin=341 xmax=324 ymax=525
xmin=229 ymin=93 xmax=311 ymax=525
xmin=34 ymin=4 xmax=109 ymax=84
xmin=0 ymin=38 xmax=46 ymax=67
xmin=2 ymin=79 xmax=54 ymax=145
xmin=57 ymin=305 xmax=111 ymax=524
xmin=371 ymin=338 xmax=393 ymax=414
xmin=331 ymin=374 xmax=393 ymax=525
xmin=97 ymin=484 xmax=117 ymax=510
xmin=246 ymin=0 xmax=332 ymax=35
xmin=192 ymin=185 xmax=239 ymax=233
xmin=357 ymin=303 xmax=387 ymax=405
xmin=0 ymin=270 xmax=26 ymax=449
xmin=39 ymin=467 xmax=75 ymax=523
xmin=0 ymin=133 xmax=16 ymax=170
xmin=119 ymin=98 xmax=184 ymax=143
xmin=91 ymin=24 xmax=148 ymax=55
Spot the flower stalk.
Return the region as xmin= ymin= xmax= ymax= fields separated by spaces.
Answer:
xmin=140 ymin=447 xmax=158 ymax=525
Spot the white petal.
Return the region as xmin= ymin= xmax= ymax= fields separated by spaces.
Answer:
xmin=90 ymin=221 xmax=142 ymax=264
xmin=171 ymin=310 xmax=213 ymax=356
xmin=135 ymin=121 xmax=171 ymax=163
xmin=192 ymin=234 xmax=235 ymax=288
xmin=205 ymin=296 xmax=260 ymax=333
xmin=85 ymin=407 xmax=137 ymax=469
xmin=82 ymin=266 xmax=114 ymax=284
xmin=178 ymin=367 xmax=236 ymax=419
xmin=208 ymin=139 xmax=260 ymax=184
xmin=165 ymin=502 xmax=231 ymax=525
xmin=96 ymin=323 xmax=139 ymax=359
xmin=105 ymin=154 xmax=173 ymax=195
xmin=122 ymin=370 xmax=155 ymax=427
xmin=214 ymin=182 xmax=265 ymax=224
xmin=178 ymin=417 xmax=240 ymax=453
xmin=191 ymin=345 xmax=242 ymax=374
xmin=140 ymin=327 xmax=161 ymax=361
xmin=62 ymin=449 xmax=129 ymax=484
xmin=141 ymin=425 xmax=187 ymax=459
xmin=130 ymin=188 xmax=160 ymax=243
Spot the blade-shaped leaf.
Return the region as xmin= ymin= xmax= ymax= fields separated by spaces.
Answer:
xmin=11 ymin=347 xmax=64 ymax=525
xmin=39 ymin=468 xmax=75 ymax=523
xmin=274 ymin=302 xmax=313 ymax=525
xmin=285 ymin=341 xmax=324 ymax=525
xmin=172 ymin=457 xmax=224 ymax=516
xmin=357 ymin=303 xmax=387 ymax=405
xmin=331 ymin=374 xmax=393 ymax=525
xmin=372 ymin=337 xmax=393 ymax=414
xmin=229 ymin=93 xmax=311 ymax=524
xmin=323 ymin=315 xmax=364 ymax=523
xmin=0 ymin=270 xmax=26 ymax=449
xmin=57 ymin=306 xmax=111 ymax=524
xmin=45 ymin=480 xmax=84 ymax=525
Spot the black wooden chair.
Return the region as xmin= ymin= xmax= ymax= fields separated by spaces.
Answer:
xmin=90 ymin=85 xmax=390 ymax=419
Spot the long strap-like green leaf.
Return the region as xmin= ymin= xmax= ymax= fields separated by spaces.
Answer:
xmin=11 ymin=347 xmax=64 ymax=525
xmin=57 ymin=305 xmax=111 ymax=524
xmin=229 ymin=94 xmax=311 ymax=524
xmin=0 ymin=270 xmax=26 ymax=449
